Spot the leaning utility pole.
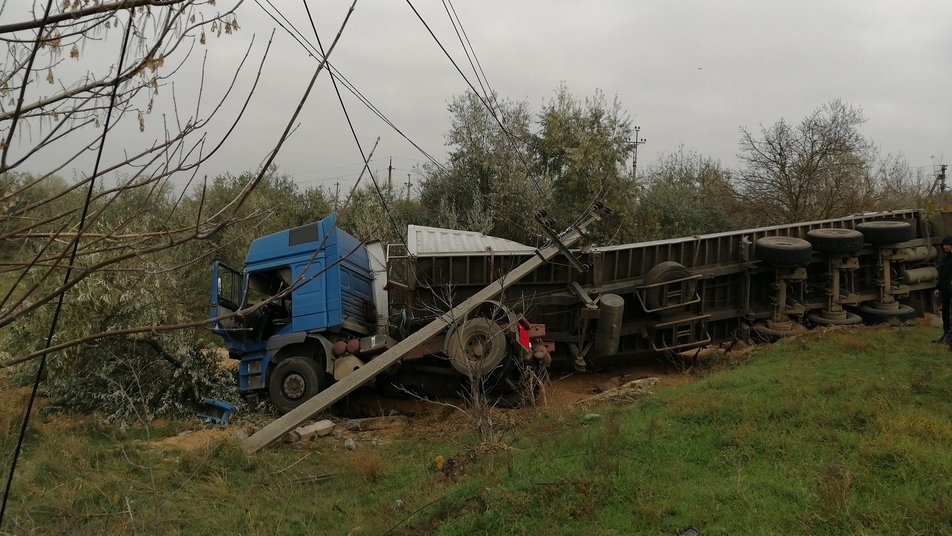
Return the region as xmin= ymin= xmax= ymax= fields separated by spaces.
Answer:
xmin=929 ymin=164 xmax=947 ymax=196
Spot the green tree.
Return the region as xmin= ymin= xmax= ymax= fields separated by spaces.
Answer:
xmin=2 ymin=168 xmax=337 ymax=419
xmin=4 ymin=251 xmax=235 ymax=422
xmin=0 ymin=1 xmax=265 ymax=382
xmin=1 ymin=174 xmax=235 ymax=419
xmin=338 ymin=182 xmax=408 ymax=244
xmin=635 ymin=149 xmax=738 ymax=240
xmin=535 ymin=85 xmax=634 ymax=240
xmin=418 ymin=92 xmax=542 ymax=243
xmin=418 ymin=86 xmax=638 ymax=246
xmin=185 ymin=170 xmax=333 ymax=266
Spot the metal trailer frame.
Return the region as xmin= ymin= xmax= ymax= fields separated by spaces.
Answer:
xmin=390 ymin=209 xmax=938 ymax=370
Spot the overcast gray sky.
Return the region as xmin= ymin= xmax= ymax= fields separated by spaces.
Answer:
xmin=7 ymin=0 xmax=952 ymax=193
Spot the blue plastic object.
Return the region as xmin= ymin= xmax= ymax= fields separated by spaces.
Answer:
xmin=198 ymin=398 xmax=237 ymax=425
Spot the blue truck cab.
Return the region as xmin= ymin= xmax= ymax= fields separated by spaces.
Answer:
xmin=210 ymin=214 xmax=388 ymax=413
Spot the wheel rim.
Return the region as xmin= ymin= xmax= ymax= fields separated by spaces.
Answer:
xmin=447 ymin=317 xmax=506 ymax=378
xmin=464 ymin=335 xmax=489 ymax=360
xmin=282 ymin=372 xmax=307 ymax=400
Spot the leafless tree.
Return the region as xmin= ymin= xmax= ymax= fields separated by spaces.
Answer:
xmin=0 ymin=0 xmax=356 ymax=361
xmin=1 ymin=1 xmax=252 ymax=328
xmin=736 ymin=100 xmax=878 ymax=224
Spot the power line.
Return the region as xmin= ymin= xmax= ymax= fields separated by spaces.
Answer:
xmin=301 ymin=1 xmax=406 ymax=247
xmin=254 ymin=0 xmax=446 ymax=176
xmin=260 ymin=0 xmax=546 ymax=210
xmin=441 ymin=0 xmax=491 ymax=108
xmin=403 ymin=0 xmax=546 ymax=200
xmin=293 ymin=157 xmax=395 ymax=176
xmin=443 ymin=0 xmax=507 ymax=124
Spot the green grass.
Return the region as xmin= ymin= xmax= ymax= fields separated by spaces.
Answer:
xmin=1 ymin=323 xmax=950 ymax=535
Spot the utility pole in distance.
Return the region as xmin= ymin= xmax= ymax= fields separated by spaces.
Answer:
xmin=628 ymin=126 xmax=647 ymax=181
xmin=387 ymin=157 xmax=393 ymax=193
xmin=406 ymin=174 xmax=412 ymax=201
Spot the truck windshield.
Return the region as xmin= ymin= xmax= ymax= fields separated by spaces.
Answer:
xmin=246 ymin=271 xmax=287 ymax=306
xmin=235 ymin=269 xmax=292 ymax=340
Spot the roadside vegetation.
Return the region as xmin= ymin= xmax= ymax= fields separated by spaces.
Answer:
xmin=0 ymin=322 xmax=947 ymax=535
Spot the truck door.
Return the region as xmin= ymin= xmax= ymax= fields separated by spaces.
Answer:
xmin=290 ymin=260 xmax=331 ymax=332
xmin=210 ymin=260 xmax=243 ymax=338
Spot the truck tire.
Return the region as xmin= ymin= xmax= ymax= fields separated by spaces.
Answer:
xmin=755 ymin=236 xmax=813 ymax=266
xmin=806 ymin=228 xmax=864 ymax=255
xmin=858 ymin=303 xmax=918 ymax=324
xmin=268 ymin=356 xmax=327 ymax=415
xmin=856 ymin=220 xmax=914 ymax=245
xmin=806 ymin=311 xmax=863 ymax=325
xmin=445 ymin=317 xmax=507 ymax=379
xmin=643 ymin=261 xmax=696 ymax=311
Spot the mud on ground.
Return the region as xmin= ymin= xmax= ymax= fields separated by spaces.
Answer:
xmin=154 ymin=346 xmax=754 ymax=451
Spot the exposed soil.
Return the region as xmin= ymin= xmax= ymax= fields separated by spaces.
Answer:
xmin=312 ymin=354 xmax=731 ymax=445
xmin=541 ymin=359 xmax=697 ymax=406
xmin=149 ymin=348 xmax=746 ymax=451
xmin=2 ymin=345 xmax=744 ymax=452
xmin=331 ymin=356 xmax=689 ymax=416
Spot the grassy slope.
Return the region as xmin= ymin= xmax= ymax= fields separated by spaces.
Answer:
xmin=1 ymin=323 xmax=950 ymax=535
xmin=429 ymin=324 xmax=950 ymax=536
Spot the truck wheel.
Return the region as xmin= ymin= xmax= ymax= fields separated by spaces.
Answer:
xmin=755 ymin=236 xmax=813 ymax=266
xmin=268 ymin=356 xmax=326 ymax=414
xmin=806 ymin=228 xmax=864 ymax=255
xmin=806 ymin=311 xmax=863 ymax=325
xmin=446 ymin=317 xmax=507 ymax=379
xmin=856 ymin=220 xmax=914 ymax=245
xmin=643 ymin=261 xmax=695 ymax=311
xmin=858 ymin=303 xmax=917 ymax=324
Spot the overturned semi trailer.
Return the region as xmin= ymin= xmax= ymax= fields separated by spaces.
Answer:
xmin=389 ymin=209 xmax=939 ymax=371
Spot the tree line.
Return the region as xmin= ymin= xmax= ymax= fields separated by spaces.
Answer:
xmin=2 ymin=89 xmax=937 ymax=419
